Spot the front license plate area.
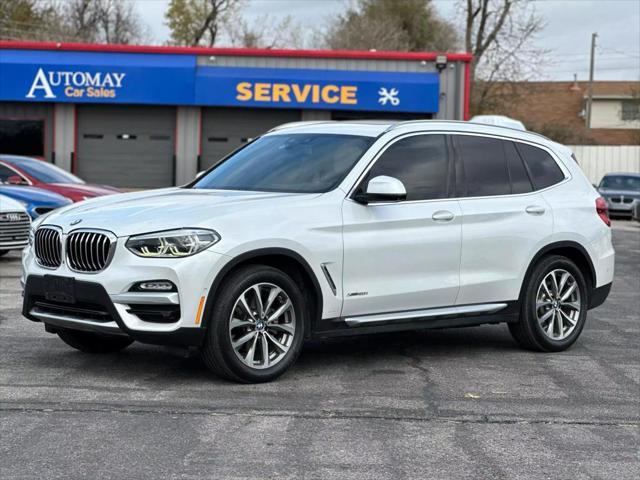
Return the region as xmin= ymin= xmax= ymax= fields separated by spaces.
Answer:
xmin=43 ymin=275 xmax=76 ymax=304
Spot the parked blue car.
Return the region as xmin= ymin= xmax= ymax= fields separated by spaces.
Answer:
xmin=0 ymin=185 xmax=72 ymax=219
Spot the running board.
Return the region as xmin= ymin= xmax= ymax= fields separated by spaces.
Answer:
xmin=344 ymin=303 xmax=508 ymax=327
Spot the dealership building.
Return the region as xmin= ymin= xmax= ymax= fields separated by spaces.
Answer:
xmin=0 ymin=41 xmax=471 ymax=188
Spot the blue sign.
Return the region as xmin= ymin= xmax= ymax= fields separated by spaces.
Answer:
xmin=195 ymin=66 xmax=439 ymax=113
xmin=0 ymin=49 xmax=195 ymax=105
xmin=0 ymin=49 xmax=440 ymax=113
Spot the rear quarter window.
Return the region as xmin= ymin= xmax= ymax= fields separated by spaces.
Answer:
xmin=516 ymin=143 xmax=565 ymax=190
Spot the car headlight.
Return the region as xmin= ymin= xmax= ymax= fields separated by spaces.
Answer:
xmin=125 ymin=228 xmax=220 ymax=258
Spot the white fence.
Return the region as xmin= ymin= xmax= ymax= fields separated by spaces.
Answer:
xmin=570 ymin=145 xmax=640 ymax=185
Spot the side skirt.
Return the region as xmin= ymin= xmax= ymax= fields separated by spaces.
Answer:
xmin=312 ymin=301 xmax=520 ymax=338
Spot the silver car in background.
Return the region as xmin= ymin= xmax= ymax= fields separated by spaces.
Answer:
xmin=0 ymin=194 xmax=31 ymax=257
xmin=597 ymin=173 xmax=640 ymax=218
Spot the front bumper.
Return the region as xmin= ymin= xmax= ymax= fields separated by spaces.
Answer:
xmin=21 ymin=239 xmax=230 ymax=346
xmin=605 ymin=200 xmax=634 ymax=216
xmin=23 ymin=275 xmax=205 ymax=346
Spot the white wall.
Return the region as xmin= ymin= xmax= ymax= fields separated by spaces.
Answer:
xmin=591 ymin=100 xmax=640 ymax=130
xmin=570 ymin=145 xmax=640 ymax=184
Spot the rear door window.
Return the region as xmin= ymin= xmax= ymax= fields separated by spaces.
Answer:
xmin=516 ymin=143 xmax=565 ymax=190
xmin=456 ymin=135 xmax=511 ymax=197
xmin=504 ymin=141 xmax=533 ymax=194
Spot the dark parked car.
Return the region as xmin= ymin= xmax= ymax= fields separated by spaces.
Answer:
xmin=597 ymin=173 xmax=640 ymax=218
xmin=0 ymin=155 xmax=121 ymax=202
xmin=0 ymin=184 xmax=71 ymax=219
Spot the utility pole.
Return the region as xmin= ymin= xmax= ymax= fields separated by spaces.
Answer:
xmin=586 ymin=32 xmax=597 ymax=129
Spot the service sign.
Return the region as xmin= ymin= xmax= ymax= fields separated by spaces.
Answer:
xmin=196 ymin=66 xmax=439 ymax=113
xmin=0 ymin=49 xmax=440 ymax=113
xmin=0 ymin=50 xmax=195 ymax=105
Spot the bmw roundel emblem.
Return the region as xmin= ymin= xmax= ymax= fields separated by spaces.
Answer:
xmin=70 ymin=219 xmax=82 ymax=226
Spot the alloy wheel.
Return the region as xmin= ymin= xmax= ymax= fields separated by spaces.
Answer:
xmin=535 ymin=268 xmax=581 ymax=341
xmin=228 ymin=282 xmax=296 ymax=369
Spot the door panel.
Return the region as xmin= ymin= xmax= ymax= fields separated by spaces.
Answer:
xmin=341 ymin=199 xmax=462 ymax=316
xmin=453 ymin=133 xmax=555 ymax=305
xmin=456 ymin=194 xmax=553 ymax=304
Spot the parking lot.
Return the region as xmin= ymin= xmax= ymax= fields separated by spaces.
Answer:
xmin=0 ymin=221 xmax=638 ymax=479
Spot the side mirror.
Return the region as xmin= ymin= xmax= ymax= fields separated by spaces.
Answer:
xmin=355 ymin=175 xmax=407 ymax=204
xmin=7 ymin=175 xmax=27 ymax=185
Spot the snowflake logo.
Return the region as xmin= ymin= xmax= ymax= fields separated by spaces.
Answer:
xmin=378 ymin=87 xmax=400 ymax=106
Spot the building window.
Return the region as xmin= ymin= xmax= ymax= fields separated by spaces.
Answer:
xmin=0 ymin=119 xmax=45 ymax=157
xmin=621 ymin=100 xmax=640 ymax=121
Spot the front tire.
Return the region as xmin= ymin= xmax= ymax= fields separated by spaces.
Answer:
xmin=57 ymin=329 xmax=134 ymax=353
xmin=200 ymin=265 xmax=306 ymax=383
xmin=509 ymin=255 xmax=588 ymax=352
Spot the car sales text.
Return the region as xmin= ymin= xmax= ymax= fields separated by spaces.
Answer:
xmin=26 ymin=68 xmax=126 ymax=99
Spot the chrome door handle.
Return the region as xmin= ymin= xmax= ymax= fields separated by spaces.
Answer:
xmin=432 ymin=210 xmax=455 ymax=222
xmin=525 ymin=205 xmax=546 ymax=215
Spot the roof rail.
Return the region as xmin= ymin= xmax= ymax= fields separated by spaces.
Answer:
xmin=267 ymin=121 xmax=333 ymax=133
xmin=385 ymin=119 xmax=555 ymax=143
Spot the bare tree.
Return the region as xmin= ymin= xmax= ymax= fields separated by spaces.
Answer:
xmin=461 ymin=0 xmax=547 ymax=113
xmin=62 ymin=0 xmax=98 ymax=42
xmin=96 ymin=0 xmax=147 ymax=44
xmin=61 ymin=0 xmax=148 ymax=44
xmin=225 ymin=15 xmax=306 ymax=49
xmin=165 ymin=0 xmax=241 ymax=47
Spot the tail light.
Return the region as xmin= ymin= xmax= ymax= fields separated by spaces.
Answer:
xmin=596 ymin=197 xmax=611 ymax=227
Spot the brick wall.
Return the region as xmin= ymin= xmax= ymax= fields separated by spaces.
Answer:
xmin=487 ymin=81 xmax=639 ymax=145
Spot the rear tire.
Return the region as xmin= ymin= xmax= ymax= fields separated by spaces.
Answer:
xmin=509 ymin=255 xmax=588 ymax=352
xmin=57 ymin=329 xmax=134 ymax=353
xmin=200 ymin=264 xmax=305 ymax=383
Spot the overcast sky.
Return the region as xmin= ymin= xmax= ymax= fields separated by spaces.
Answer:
xmin=133 ymin=0 xmax=640 ymax=81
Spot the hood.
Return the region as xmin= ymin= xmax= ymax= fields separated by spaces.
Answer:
xmin=0 ymin=193 xmax=28 ymax=213
xmin=0 ymin=185 xmax=72 ymax=204
xmin=44 ymin=187 xmax=319 ymax=236
xmin=598 ymin=187 xmax=640 ymax=198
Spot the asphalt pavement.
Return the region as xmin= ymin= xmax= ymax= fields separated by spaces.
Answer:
xmin=1 ymin=221 xmax=638 ymax=479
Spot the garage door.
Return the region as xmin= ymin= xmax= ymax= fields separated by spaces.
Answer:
xmin=77 ymin=105 xmax=175 ymax=188
xmin=200 ymin=108 xmax=300 ymax=171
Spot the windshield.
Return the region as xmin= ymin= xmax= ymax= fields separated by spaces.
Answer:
xmin=8 ymin=157 xmax=84 ymax=184
xmin=193 ymin=133 xmax=375 ymax=193
xmin=600 ymin=175 xmax=640 ymax=191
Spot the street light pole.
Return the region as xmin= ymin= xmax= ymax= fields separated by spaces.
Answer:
xmin=586 ymin=32 xmax=598 ymax=130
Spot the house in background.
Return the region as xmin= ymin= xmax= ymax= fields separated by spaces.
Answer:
xmin=590 ymin=91 xmax=640 ymax=131
xmin=488 ymin=81 xmax=639 ymax=145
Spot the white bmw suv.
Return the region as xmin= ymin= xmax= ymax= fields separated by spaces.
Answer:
xmin=22 ymin=121 xmax=614 ymax=383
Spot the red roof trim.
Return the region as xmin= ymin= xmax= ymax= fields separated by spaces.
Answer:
xmin=0 ymin=40 xmax=472 ymax=62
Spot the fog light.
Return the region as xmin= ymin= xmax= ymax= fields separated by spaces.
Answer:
xmin=132 ymin=280 xmax=176 ymax=292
